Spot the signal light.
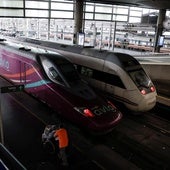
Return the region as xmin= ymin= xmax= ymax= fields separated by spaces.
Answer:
xmin=83 ymin=109 xmax=94 ymax=117
xmin=150 ymin=86 xmax=155 ymax=92
xmin=141 ymin=89 xmax=146 ymax=95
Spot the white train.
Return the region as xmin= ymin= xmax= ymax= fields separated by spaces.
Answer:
xmin=10 ymin=37 xmax=157 ymax=113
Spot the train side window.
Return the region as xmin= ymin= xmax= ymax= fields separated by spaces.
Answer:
xmin=78 ymin=65 xmax=125 ymax=89
xmin=81 ymin=66 xmax=93 ymax=78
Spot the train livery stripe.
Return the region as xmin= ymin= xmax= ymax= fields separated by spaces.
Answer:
xmin=3 ymin=72 xmax=20 ymax=78
xmin=25 ymin=80 xmax=51 ymax=88
xmin=108 ymin=93 xmax=138 ymax=106
xmin=2 ymin=68 xmax=51 ymax=89
xmin=26 ymin=68 xmax=37 ymax=75
xmin=2 ymin=68 xmax=37 ymax=78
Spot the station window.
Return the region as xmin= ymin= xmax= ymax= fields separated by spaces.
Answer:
xmin=166 ymin=10 xmax=170 ymax=17
xmin=0 ymin=9 xmax=23 ymax=17
xmin=149 ymin=9 xmax=158 ymax=13
xmin=113 ymin=15 xmax=128 ymax=22
xmin=51 ymin=11 xmax=73 ymax=19
xmin=25 ymin=10 xmax=49 ymax=18
xmin=51 ymin=2 xmax=73 ymax=10
xmin=85 ymin=13 xmax=94 ymax=20
xmin=25 ymin=1 xmax=49 ymax=9
xmin=130 ymin=10 xmax=142 ymax=17
xmin=0 ymin=0 xmax=23 ymax=8
xmin=51 ymin=0 xmax=73 ymax=2
xmin=129 ymin=17 xmax=141 ymax=23
xmin=95 ymin=5 xmax=112 ymax=14
xmin=85 ymin=4 xmax=94 ymax=12
xmin=113 ymin=7 xmax=129 ymax=15
xmin=95 ymin=13 xmax=112 ymax=21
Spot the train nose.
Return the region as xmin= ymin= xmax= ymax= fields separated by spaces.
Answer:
xmin=87 ymin=112 xmax=123 ymax=133
xmin=137 ymin=93 xmax=157 ymax=112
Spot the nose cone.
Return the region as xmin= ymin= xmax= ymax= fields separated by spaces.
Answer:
xmin=87 ymin=110 xmax=123 ymax=134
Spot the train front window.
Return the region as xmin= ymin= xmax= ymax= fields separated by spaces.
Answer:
xmin=58 ymin=63 xmax=80 ymax=83
xmin=49 ymin=67 xmax=63 ymax=82
xmin=39 ymin=56 xmax=64 ymax=85
xmin=129 ymin=69 xmax=151 ymax=88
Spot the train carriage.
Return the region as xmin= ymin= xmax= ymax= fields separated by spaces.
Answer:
xmin=0 ymin=39 xmax=122 ymax=133
xmin=12 ymin=38 xmax=157 ymax=113
xmin=65 ymin=49 xmax=157 ymax=113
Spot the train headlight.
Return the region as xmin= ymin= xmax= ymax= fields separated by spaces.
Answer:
xmin=150 ymin=86 xmax=155 ymax=92
xmin=140 ymin=89 xmax=146 ymax=95
xmin=74 ymin=107 xmax=94 ymax=117
xmin=83 ymin=109 xmax=94 ymax=117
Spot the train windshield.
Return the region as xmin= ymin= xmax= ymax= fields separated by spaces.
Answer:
xmin=40 ymin=56 xmax=65 ymax=85
xmin=49 ymin=67 xmax=63 ymax=83
xmin=129 ymin=69 xmax=151 ymax=88
xmin=57 ymin=63 xmax=81 ymax=83
xmin=39 ymin=55 xmax=81 ymax=86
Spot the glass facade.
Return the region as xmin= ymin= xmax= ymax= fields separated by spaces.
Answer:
xmin=0 ymin=0 xmax=170 ymax=50
xmin=0 ymin=1 xmax=168 ymax=21
xmin=0 ymin=0 xmax=160 ymax=22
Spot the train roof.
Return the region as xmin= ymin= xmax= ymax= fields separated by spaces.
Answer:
xmin=2 ymin=37 xmax=141 ymax=70
xmin=39 ymin=53 xmax=72 ymax=66
xmin=0 ymin=38 xmax=71 ymax=64
xmin=18 ymin=37 xmax=140 ymax=65
xmin=39 ymin=41 xmax=141 ymax=70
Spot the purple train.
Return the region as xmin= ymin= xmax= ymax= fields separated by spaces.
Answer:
xmin=0 ymin=39 xmax=122 ymax=133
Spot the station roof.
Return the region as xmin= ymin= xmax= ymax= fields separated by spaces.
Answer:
xmin=86 ymin=0 xmax=170 ymax=10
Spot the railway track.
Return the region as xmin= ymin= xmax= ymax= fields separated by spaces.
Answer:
xmin=85 ymin=111 xmax=170 ymax=170
xmin=1 ymin=76 xmax=169 ymax=170
xmin=151 ymin=102 xmax=170 ymax=120
xmin=4 ymin=90 xmax=170 ymax=170
xmin=127 ymin=112 xmax=170 ymax=137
